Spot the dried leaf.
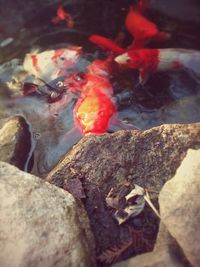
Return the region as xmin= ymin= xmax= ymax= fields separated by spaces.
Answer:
xmin=115 ymin=195 xmax=145 ymax=224
xmin=125 ymin=184 xmax=145 ymax=201
xmin=97 ymin=239 xmax=132 ymax=264
xmin=144 ymin=190 xmax=160 ymax=218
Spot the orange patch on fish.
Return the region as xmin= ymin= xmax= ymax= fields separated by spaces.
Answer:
xmin=74 ymin=91 xmax=116 ymax=134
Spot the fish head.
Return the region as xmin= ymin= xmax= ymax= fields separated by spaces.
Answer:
xmin=64 ymin=72 xmax=87 ymax=93
xmin=51 ymin=46 xmax=82 ymax=69
xmin=115 ymin=51 xmax=142 ymax=69
xmin=75 ymin=93 xmax=116 ymax=135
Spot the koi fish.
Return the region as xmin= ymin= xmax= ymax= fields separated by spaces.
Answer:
xmin=125 ymin=4 xmax=170 ymax=49
xmin=74 ymin=90 xmax=117 ymax=134
xmin=23 ymin=46 xmax=82 ymax=82
xmin=87 ymin=57 xmax=115 ymax=77
xmin=115 ymin=48 xmax=200 ymax=83
xmin=65 ymin=59 xmax=139 ymax=135
xmin=89 ymin=35 xmax=125 ymax=54
xmin=52 ymin=5 xmax=74 ymax=28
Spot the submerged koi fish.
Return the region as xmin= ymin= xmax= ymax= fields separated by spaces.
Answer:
xmin=115 ymin=48 xmax=200 ymax=83
xmin=52 ymin=5 xmax=74 ymax=28
xmin=89 ymin=35 xmax=125 ymax=54
xmin=125 ymin=4 xmax=170 ymax=49
xmin=23 ymin=46 xmax=82 ymax=82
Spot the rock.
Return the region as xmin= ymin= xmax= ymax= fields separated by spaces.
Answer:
xmin=46 ymin=123 xmax=200 ymax=263
xmin=159 ymin=149 xmax=200 ymax=267
xmin=0 ymin=115 xmax=33 ymax=170
xmin=111 ymin=247 xmax=184 ymax=267
xmin=111 ymin=215 xmax=189 ymax=267
xmin=0 ymin=161 xmax=96 ymax=267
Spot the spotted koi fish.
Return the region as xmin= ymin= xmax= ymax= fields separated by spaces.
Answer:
xmin=23 ymin=46 xmax=82 ymax=82
xmin=115 ymin=48 xmax=200 ymax=83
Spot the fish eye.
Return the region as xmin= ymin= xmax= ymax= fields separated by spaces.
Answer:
xmin=60 ymin=57 xmax=66 ymax=61
xmin=126 ymin=59 xmax=131 ymax=63
xmin=74 ymin=72 xmax=86 ymax=82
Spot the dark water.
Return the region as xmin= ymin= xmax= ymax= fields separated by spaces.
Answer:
xmin=0 ymin=0 xmax=200 ymax=175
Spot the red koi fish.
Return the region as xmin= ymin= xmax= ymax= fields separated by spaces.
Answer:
xmin=89 ymin=35 xmax=125 ymax=54
xmin=87 ymin=57 xmax=115 ymax=77
xmin=115 ymin=48 xmax=200 ymax=83
xmin=23 ymin=46 xmax=82 ymax=82
xmin=125 ymin=4 xmax=170 ymax=49
xmin=52 ymin=5 xmax=74 ymax=28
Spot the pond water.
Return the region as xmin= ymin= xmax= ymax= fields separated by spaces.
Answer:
xmin=0 ymin=0 xmax=200 ymax=175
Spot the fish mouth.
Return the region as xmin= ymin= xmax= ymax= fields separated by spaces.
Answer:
xmin=114 ymin=53 xmax=130 ymax=64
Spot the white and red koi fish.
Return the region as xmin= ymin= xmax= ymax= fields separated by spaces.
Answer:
xmin=23 ymin=46 xmax=82 ymax=82
xmin=115 ymin=48 xmax=200 ymax=83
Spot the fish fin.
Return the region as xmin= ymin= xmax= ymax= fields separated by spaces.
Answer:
xmin=136 ymin=0 xmax=150 ymax=13
xmin=153 ymin=31 xmax=171 ymax=42
xmin=128 ymin=39 xmax=147 ymax=49
xmin=139 ymin=69 xmax=149 ymax=84
xmin=108 ymin=117 xmax=140 ymax=132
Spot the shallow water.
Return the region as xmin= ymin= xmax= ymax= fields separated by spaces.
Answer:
xmin=0 ymin=0 xmax=200 ymax=175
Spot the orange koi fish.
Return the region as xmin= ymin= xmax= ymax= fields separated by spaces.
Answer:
xmin=89 ymin=34 xmax=125 ymax=54
xmin=125 ymin=4 xmax=170 ymax=49
xmin=64 ymin=70 xmax=115 ymax=134
xmin=74 ymin=89 xmax=116 ymax=134
xmin=115 ymin=48 xmax=200 ymax=83
xmin=52 ymin=5 xmax=74 ymax=28
xmin=65 ymin=59 xmax=138 ymax=135
xmin=23 ymin=46 xmax=82 ymax=82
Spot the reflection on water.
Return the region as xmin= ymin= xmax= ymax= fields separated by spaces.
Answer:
xmin=0 ymin=0 xmax=200 ymax=175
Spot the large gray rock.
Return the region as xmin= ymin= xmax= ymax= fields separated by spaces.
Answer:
xmin=112 ymin=247 xmax=184 ymax=267
xmin=159 ymin=149 xmax=200 ymax=267
xmin=0 ymin=116 xmax=32 ymax=170
xmin=0 ymin=161 xmax=96 ymax=267
xmin=46 ymin=123 xmax=200 ymax=262
xmin=112 ymin=149 xmax=200 ymax=267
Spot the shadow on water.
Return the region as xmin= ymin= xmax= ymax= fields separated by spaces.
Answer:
xmin=0 ymin=0 xmax=200 ymax=175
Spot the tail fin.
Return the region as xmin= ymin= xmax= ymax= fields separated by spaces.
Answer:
xmin=89 ymin=35 xmax=125 ymax=54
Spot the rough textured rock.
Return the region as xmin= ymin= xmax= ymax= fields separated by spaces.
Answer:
xmin=111 ymin=149 xmax=200 ymax=267
xmin=46 ymin=123 xmax=200 ymax=264
xmin=0 ymin=115 xmax=32 ymax=170
xmin=159 ymin=149 xmax=200 ymax=267
xmin=0 ymin=161 xmax=96 ymax=267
